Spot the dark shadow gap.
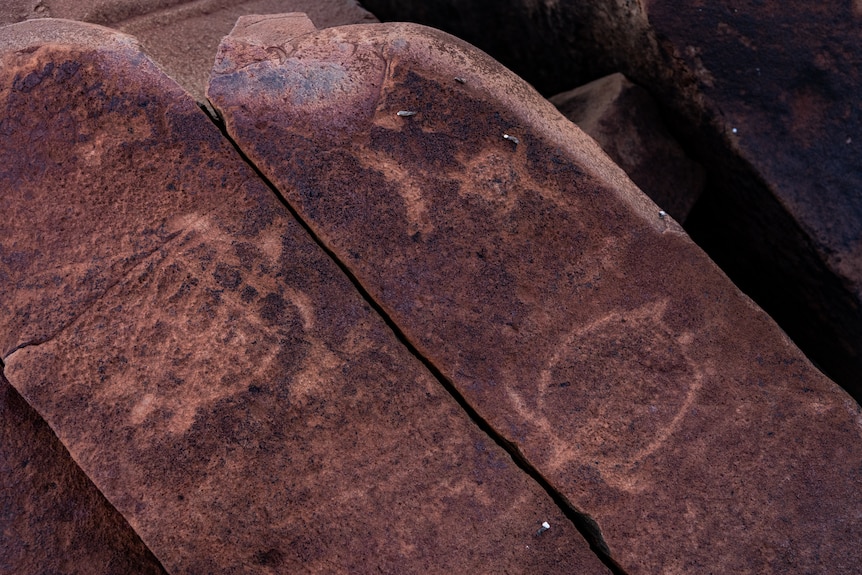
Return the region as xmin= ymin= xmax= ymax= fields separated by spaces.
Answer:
xmin=200 ymin=100 xmax=630 ymax=575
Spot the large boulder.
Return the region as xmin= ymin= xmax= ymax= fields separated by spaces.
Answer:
xmin=208 ymin=15 xmax=862 ymax=575
xmin=0 ymin=19 xmax=609 ymax=574
xmin=360 ymin=0 xmax=862 ymax=401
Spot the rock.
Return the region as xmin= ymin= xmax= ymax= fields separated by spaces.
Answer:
xmin=1 ymin=373 xmax=168 ymax=575
xmin=550 ymin=73 xmax=703 ymax=223
xmin=208 ymin=16 xmax=862 ymax=575
xmin=359 ymin=0 xmax=862 ymax=404
xmin=0 ymin=0 xmax=378 ymax=101
xmin=0 ymin=0 xmax=168 ymax=23
xmin=644 ymin=0 xmax=862 ymax=400
xmin=116 ymin=0 xmax=378 ymax=101
xmin=0 ymin=19 xmax=609 ymax=574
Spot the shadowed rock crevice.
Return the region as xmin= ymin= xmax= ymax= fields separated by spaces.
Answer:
xmin=202 ymin=98 xmax=629 ymax=575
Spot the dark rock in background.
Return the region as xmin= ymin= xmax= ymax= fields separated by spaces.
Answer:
xmin=550 ymin=73 xmax=703 ymax=222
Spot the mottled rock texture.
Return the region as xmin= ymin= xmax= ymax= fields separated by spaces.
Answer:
xmin=550 ymin=73 xmax=703 ymax=223
xmin=360 ymin=0 xmax=862 ymax=402
xmin=116 ymin=0 xmax=377 ymax=101
xmin=0 ymin=19 xmax=608 ymax=574
xmin=1 ymin=373 xmax=168 ymax=575
xmin=0 ymin=0 xmax=377 ymax=100
xmin=209 ymin=16 xmax=862 ymax=575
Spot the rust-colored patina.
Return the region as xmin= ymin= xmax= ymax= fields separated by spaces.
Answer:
xmin=1 ymin=373 xmax=168 ymax=574
xmin=0 ymin=19 xmax=609 ymax=574
xmin=0 ymin=1 xmax=378 ymax=101
xmin=209 ymin=16 xmax=862 ymax=575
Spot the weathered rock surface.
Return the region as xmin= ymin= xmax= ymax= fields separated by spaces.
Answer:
xmin=1 ymin=373 xmax=168 ymax=575
xmin=116 ymin=0 xmax=377 ymax=101
xmin=550 ymin=73 xmax=703 ymax=223
xmin=209 ymin=16 xmax=862 ymax=575
xmin=0 ymin=19 xmax=609 ymax=574
xmin=0 ymin=0 xmax=378 ymax=100
xmin=360 ymin=0 xmax=862 ymax=402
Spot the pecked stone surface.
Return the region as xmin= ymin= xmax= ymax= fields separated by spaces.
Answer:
xmin=1 ymin=373 xmax=168 ymax=575
xmin=209 ymin=16 xmax=862 ymax=575
xmin=361 ymin=0 xmax=862 ymax=403
xmin=0 ymin=19 xmax=609 ymax=574
xmin=550 ymin=73 xmax=703 ymax=223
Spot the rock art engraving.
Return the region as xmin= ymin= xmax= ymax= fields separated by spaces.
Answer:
xmin=209 ymin=16 xmax=862 ymax=575
xmin=0 ymin=18 xmax=609 ymax=574
xmin=537 ymin=301 xmax=704 ymax=491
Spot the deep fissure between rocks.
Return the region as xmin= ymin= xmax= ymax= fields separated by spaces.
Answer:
xmin=201 ymin=101 xmax=630 ymax=575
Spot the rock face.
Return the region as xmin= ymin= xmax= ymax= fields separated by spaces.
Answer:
xmin=0 ymin=0 xmax=378 ymax=100
xmin=1 ymin=373 xmax=168 ymax=575
xmin=116 ymin=0 xmax=378 ymax=101
xmin=209 ymin=16 xmax=862 ymax=575
xmin=0 ymin=19 xmax=609 ymax=574
xmin=550 ymin=73 xmax=703 ymax=223
xmin=359 ymin=0 xmax=862 ymax=402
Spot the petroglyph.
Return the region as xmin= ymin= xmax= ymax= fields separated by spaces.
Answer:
xmin=536 ymin=300 xmax=703 ymax=492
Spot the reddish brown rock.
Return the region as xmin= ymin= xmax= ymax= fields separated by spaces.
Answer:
xmin=1 ymin=0 xmax=374 ymax=24
xmin=550 ymin=73 xmax=703 ymax=223
xmin=209 ymin=16 xmax=862 ymax=575
xmin=116 ymin=1 xmax=378 ymax=101
xmin=0 ymin=1 xmax=378 ymax=101
xmin=360 ymin=0 xmax=862 ymax=402
xmin=0 ymin=0 xmax=175 ymax=24
xmin=1 ymin=373 xmax=168 ymax=575
xmin=0 ymin=19 xmax=608 ymax=574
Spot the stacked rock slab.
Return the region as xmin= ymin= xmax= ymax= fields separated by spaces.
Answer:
xmin=208 ymin=16 xmax=862 ymax=575
xmin=115 ymin=0 xmax=378 ymax=101
xmin=549 ymin=73 xmax=703 ymax=223
xmin=0 ymin=0 xmax=378 ymax=101
xmin=1 ymin=374 xmax=168 ymax=574
xmin=0 ymin=19 xmax=609 ymax=574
